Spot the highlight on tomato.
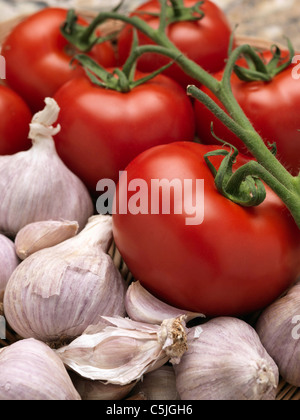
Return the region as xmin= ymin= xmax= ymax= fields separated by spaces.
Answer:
xmin=112 ymin=141 xmax=300 ymax=317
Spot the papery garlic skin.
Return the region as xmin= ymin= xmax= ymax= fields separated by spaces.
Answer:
xmin=0 ymin=98 xmax=93 ymax=236
xmin=256 ymin=280 xmax=300 ymax=387
xmin=15 ymin=219 xmax=79 ymax=260
xmin=0 ymin=234 xmax=19 ymax=299
xmin=3 ymin=215 xmax=127 ymax=344
xmin=125 ymin=281 xmax=204 ymax=324
xmin=56 ymin=316 xmax=188 ymax=386
xmin=0 ymin=338 xmax=81 ymax=400
xmin=174 ymin=317 xmax=279 ymax=401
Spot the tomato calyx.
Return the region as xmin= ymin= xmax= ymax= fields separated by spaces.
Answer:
xmin=233 ymin=40 xmax=295 ymax=82
xmin=204 ymin=144 xmax=267 ymax=207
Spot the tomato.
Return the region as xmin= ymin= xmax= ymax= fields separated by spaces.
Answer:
xmin=117 ymin=0 xmax=233 ymax=88
xmin=112 ymin=142 xmax=300 ymax=317
xmin=194 ymin=51 xmax=300 ymax=175
xmin=1 ymin=8 xmax=117 ymax=112
xmin=53 ymin=71 xmax=196 ymax=193
xmin=0 ymin=85 xmax=32 ymax=155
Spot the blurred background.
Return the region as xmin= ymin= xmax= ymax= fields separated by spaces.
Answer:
xmin=0 ymin=0 xmax=299 ymax=49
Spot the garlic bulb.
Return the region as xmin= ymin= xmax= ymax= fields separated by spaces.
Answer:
xmin=131 ymin=365 xmax=180 ymax=400
xmin=174 ymin=317 xmax=279 ymax=400
xmin=3 ymin=215 xmax=127 ymax=344
xmin=70 ymin=372 xmax=136 ymax=401
xmin=15 ymin=219 xmax=79 ymax=260
xmin=0 ymin=234 xmax=19 ymax=300
xmin=56 ymin=315 xmax=188 ymax=386
xmin=256 ymin=280 xmax=300 ymax=387
xmin=125 ymin=281 xmax=204 ymax=324
xmin=0 ymin=338 xmax=81 ymax=400
xmin=0 ymin=97 xmax=93 ymax=236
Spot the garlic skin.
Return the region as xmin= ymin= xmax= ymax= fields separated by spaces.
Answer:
xmin=0 ymin=234 xmax=19 ymax=299
xmin=0 ymin=98 xmax=93 ymax=236
xmin=256 ymin=280 xmax=300 ymax=387
xmin=15 ymin=219 xmax=79 ymax=260
xmin=131 ymin=365 xmax=180 ymax=400
xmin=56 ymin=315 xmax=188 ymax=386
xmin=125 ymin=281 xmax=204 ymax=324
xmin=174 ymin=317 xmax=279 ymax=400
xmin=0 ymin=338 xmax=81 ymax=400
xmin=3 ymin=215 xmax=127 ymax=344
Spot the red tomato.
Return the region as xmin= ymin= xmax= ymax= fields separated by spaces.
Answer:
xmin=194 ymin=51 xmax=300 ymax=175
xmin=112 ymin=142 xmax=300 ymax=317
xmin=0 ymin=85 xmax=32 ymax=155
xmin=53 ymin=72 xmax=196 ymax=192
xmin=117 ymin=0 xmax=232 ymax=88
xmin=1 ymin=8 xmax=117 ymax=112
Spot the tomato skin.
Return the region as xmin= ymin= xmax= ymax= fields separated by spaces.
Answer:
xmin=117 ymin=0 xmax=232 ymax=88
xmin=112 ymin=142 xmax=300 ymax=317
xmin=194 ymin=53 xmax=300 ymax=175
xmin=0 ymin=85 xmax=32 ymax=155
xmin=1 ymin=8 xmax=116 ymax=112
xmin=53 ymin=72 xmax=196 ymax=192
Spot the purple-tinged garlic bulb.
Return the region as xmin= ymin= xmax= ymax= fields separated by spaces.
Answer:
xmin=0 ymin=98 xmax=93 ymax=236
xmin=15 ymin=219 xmax=79 ymax=260
xmin=0 ymin=234 xmax=19 ymax=300
xmin=0 ymin=338 xmax=81 ymax=400
xmin=3 ymin=215 xmax=127 ymax=344
xmin=256 ymin=280 xmax=300 ymax=387
xmin=174 ymin=317 xmax=279 ymax=400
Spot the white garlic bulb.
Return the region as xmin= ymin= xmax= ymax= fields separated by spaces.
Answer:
xmin=256 ymin=280 xmax=300 ymax=387
xmin=0 ymin=97 xmax=93 ymax=236
xmin=15 ymin=219 xmax=79 ymax=260
xmin=0 ymin=234 xmax=19 ymax=300
xmin=125 ymin=281 xmax=204 ymax=324
xmin=3 ymin=215 xmax=127 ymax=344
xmin=0 ymin=338 xmax=81 ymax=400
xmin=174 ymin=317 xmax=279 ymax=400
xmin=56 ymin=315 xmax=188 ymax=386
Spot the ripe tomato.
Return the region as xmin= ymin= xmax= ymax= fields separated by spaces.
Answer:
xmin=53 ymin=71 xmax=196 ymax=193
xmin=194 ymin=51 xmax=300 ymax=175
xmin=117 ymin=0 xmax=232 ymax=88
xmin=0 ymin=85 xmax=32 ymax=155
xmin=1 ymin=8 xmax=117 ymax=112
xmin=112 ymin=142 xmax=300 ymax=317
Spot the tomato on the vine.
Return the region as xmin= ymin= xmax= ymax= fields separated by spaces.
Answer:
xmin=194 ymin=50 xmax=300 ymax=175
xmin=53 ymin=71 xmax=196 ymax=193
xmin=0 ymin=85 xmax=32 ymax=155
xmin=1 ymin=8 xmax=117 ymax=112
xmin=112 ymin=142 xmax=300 ymax=317
xmin=117 ymin=0 xmax=233 ymax=88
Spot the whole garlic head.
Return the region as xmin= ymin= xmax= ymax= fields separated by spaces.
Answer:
xmin=0 ymin=338 xmax=81 ymax=400
xmin=174 ymin=317 xmax=279 ymax=400
xmin=3 ymin=215 xmax=127 ymax=344
xmin=0 ymin=98 xmax=94 ymax=236
xmin=0 ymin=234 xmax=19 ymax=299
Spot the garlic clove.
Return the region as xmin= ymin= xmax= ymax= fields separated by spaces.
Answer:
xmin=0 ymin=234 xmax=19 ymax=300
xmin=255 ymin=280 xmax=300 ymax=387
xmin=15 ymin=219 xmax=79 ymax=260
xmin=3 ymin=215 xmax=127 ymax=344
xmin=55 ymin=315 xmax=188 ymax=386
xmin=125 ymin=280 xmax=204 ymax=324
xmin=69 ymin=371 xmax=137 ymax=401
xmin=0 ymin=338 xmax=81 ymax=400
xmin=130 ymin=365 xmax=180 ymax=400
xmin=174 ymin=317 xmax=279 ymax=400
xmin=0 ymin=98 xmax=94 ymax=236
